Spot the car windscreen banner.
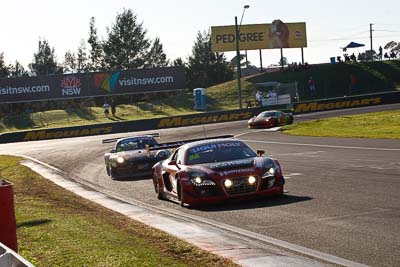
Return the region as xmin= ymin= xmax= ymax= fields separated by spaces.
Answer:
xmin=0 ymin=67 xmax=186 ymax=103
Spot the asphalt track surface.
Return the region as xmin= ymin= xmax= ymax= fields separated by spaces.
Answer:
xmin=1 ymin=103 xmax=399 ymax=267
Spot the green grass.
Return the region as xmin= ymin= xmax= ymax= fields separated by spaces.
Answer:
xmin=0 ymin=155 xmax=238 ymax=267
xmin=283 ymin=110 xmax=400 ymax=139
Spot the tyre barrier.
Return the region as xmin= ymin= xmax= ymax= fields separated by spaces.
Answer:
xmin=0 ymin=242 xmax=35 ymax=267
xmin=0 ymin=180 xmax=17 ymax=252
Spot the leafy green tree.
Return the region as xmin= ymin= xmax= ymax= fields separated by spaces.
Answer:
xmin=76 ymin=40 xmax=89 ymax=72
xmin=145 ymin=37 xmax=169 ymax=67
xmin=88 ymin=17 xmax=105 ymax=71
xmin=63 ymin=50 xmax=77 ymax=73
xmin=187 ymin=31 xmax=233 ymax=88
xmin=172 ymin=57 xmax=186 ymax=67
xmin=9 ymin=61 xmax=29 ymax=77
xmin=0 ymin=52 xmax=10 ymax=78
xmin=103 ymin=9 xmax=150 ymax=70
xmin=29 ymin=39 xmax=62 ymax=75
xmin=384 ymin=41 xmax=400 ymax=57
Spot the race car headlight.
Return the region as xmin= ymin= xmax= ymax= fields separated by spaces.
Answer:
xmin=189 ymin=173 xmax=216 ymax=186
xmin=117 ymin=156 xmax=125 ymax=164
xmin=262 ymin=167 xmax=275 ymax=178
xmin=224 ymin=179 xmax=233 ymax=188
xmin=248 ymin=176 xmax=256 ymax=185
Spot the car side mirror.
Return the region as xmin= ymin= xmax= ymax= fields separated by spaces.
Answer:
xmin=110 ymin=149 xmax=116 ymax=153
xmin=257 ymin=149 xmax=265 ymax=157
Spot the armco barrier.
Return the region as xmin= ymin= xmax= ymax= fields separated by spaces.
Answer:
xmin=0 ymin=180 xmax=18 ymax=252
xmin=0 ymin=91 xmax=399 ymax=144
xmin=0 ymin=242 xmax=35 ymax=267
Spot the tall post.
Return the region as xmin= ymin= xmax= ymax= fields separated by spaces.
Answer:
xmin=235 ymin=16 xmax=242 ymax=109
xmin=301 ymin=47 xmax=304 ymax=64
xmin=259 ymin=49 xmax=263 ymax=71
xmin=280 ymin=48 xmax=284 ymax=69
xmin=370 ymin=23 xmax=373 ymax=60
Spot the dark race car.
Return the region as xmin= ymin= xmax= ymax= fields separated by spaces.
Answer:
xmin=248 ymin=110 xmax=293 ymax=129
xmin=150 ymin=136 xmax=285 ymax=207
xmin=103 ymin=134 xmax=171 ymax=180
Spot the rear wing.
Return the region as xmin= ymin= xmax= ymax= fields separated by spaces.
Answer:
xmin=145 ymin=134 xmax=234 ymax=155
xmin=102 ymin=133 xmax=160 ymax=144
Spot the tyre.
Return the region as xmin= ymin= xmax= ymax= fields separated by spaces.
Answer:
xmin=153 ymin=172 xmax=164 ymax=200
xmin=110 ymin=168 xmax=118 ymax=180
xmin=177 ymin=180 xmax=188 ymax=208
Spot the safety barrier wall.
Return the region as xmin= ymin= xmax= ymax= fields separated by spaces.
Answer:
xmin=1 ymin=91 xmax=399 ymax=144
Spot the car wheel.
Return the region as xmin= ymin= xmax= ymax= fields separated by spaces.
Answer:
xmin=274 ymin=119 xmax=280 ymax=127
xmin=110 ymin=168 xmax=118 ymax=180
xmin=177 ymin=180 xmax=187 ymax=208
xmin=153 ymin=172 xmax=164 ymax=200
xmin=288 ymin=116 xmax=294 ymax=124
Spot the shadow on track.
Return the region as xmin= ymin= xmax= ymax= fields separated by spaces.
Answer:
xmin=194 ymin=194 xmax=313 ymax=212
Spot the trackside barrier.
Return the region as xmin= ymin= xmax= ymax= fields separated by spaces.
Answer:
xmin=0 ymin=91 xmax=399 ymax=144
xmin=0 ymin=180 xmax=18 ymax=252
xmin=0 ymin=242 xmax=35 ymax=267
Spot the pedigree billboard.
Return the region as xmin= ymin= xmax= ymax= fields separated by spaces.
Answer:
xmin=211 ymin=20 xmax=307 ymax=52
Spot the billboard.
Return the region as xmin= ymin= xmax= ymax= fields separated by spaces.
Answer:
xmin=0 ymin=67 xmax=186 ymax=103
xmin=211 ymin=21 xmax=307 ymax=52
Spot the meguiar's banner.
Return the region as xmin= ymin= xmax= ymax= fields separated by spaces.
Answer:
xmin=211 ymin=21 xmax=307 ymax=52
xmin=0 ymin=67 xmax=186 ymax=103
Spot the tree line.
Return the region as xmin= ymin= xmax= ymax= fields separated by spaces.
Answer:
xmin=0 ymin=8 xmax=233 ymax=89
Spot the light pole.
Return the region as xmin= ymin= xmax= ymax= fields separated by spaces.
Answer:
xmin=235 ymin=4 xmax=249 ymax=109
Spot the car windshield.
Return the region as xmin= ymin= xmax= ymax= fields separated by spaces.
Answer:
xmin=116 ymin=137 xmax=158 ymax=152
xmin=257 ymin=112 xmax=276 ymax=118
xmin=186 ymin=141 xmax=257 ymax=165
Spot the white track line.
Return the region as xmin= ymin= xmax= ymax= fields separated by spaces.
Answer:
xmin=237 ymin=138 xmax=400 ymax=151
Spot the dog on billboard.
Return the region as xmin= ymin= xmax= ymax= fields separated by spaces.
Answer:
xmin=268 ymin=19 xmax=290 ymax=48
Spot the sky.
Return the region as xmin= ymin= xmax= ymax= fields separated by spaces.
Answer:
xmin=1 ymin=0 xmax=400 ymax=70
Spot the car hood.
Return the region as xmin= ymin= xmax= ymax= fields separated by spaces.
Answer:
xmin=249 ymin=116 xmax=272 ymax=123
xmin=114 ymin=149 xmax=154 ymax=159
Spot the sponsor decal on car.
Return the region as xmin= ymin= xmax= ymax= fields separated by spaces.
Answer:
xmin=23 ymin=126 xmax=113 ymax=141
xmin=157 ymin=111 xmax=253 ymax=128
xmin=190 ymin=142 xmax=243 ymax=153
xmin=220 ymin=168 xmax=254 ymax=176
xmin=294 ymin=97 xmax=382 ymax=113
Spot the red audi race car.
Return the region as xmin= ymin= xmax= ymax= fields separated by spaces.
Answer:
xmin=248 ymin=110 xmax=293 ymax=129
xmin=150 ymin=135 xmax=285 ymax=207
xmin=103 ymin=133 xmax=171 ymax=180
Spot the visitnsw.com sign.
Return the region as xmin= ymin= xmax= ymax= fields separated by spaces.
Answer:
xmin=211 ymin=21 xmax=307 ymax=52
xmin=0 ymin=67 xmax=186 ymax=103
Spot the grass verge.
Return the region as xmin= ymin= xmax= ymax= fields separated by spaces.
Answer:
xmin=0 ymin=155 xmax=238 ymax=267
xmin=282 ymin=110 xmax=400 ymax=139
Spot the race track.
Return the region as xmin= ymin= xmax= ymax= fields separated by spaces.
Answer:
xmin=1 ymin=104 xmax=399 ymax=267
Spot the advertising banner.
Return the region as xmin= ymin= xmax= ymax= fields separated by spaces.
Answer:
xmin=91 ymin=67 xmax=186 ymax=97
xmin=0 ymin=67 xmax=186 ymax=103
xmin=211 ymin=21 xmax=307 ymax=52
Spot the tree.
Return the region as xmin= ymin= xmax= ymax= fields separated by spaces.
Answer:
xmin=384 ymin=41 xmax=400 ymax=58
xmin=76 ymin=40 xmax=89 ymax=72
xmin=29 ymin=38 xmax=62 ymax=75
xmin=145 ymin=37 xmax=169 ymax=67
xmin=88 ymin=17 xmax=105 ymax=71
xmin=9 ymin=61 xmax=29 ymax=77
xmin=103 ymin=9 xmax=150 ymax=70
xmin=63 ymin=50 xmax=77 ymax=73
xmin=186 ymin=31 xmax=233 ymax=88
xmin=0 ymin=52 xmax=10 ymax=78
xmin=172 ymin=57 xmax=186 ymax=67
